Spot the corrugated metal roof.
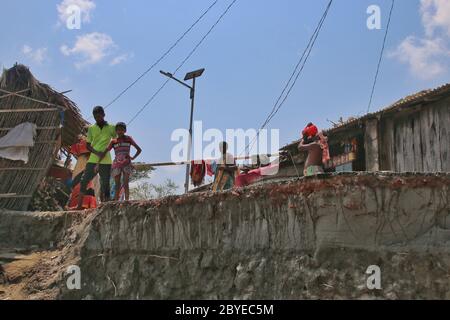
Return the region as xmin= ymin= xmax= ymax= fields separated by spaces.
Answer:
xmin=282 ymin=82 xmax=450 ymax=149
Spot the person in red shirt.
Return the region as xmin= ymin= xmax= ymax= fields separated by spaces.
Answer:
xmin=100 ymin=122 xmax=142 ymax=201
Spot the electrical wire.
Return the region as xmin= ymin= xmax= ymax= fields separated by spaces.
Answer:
xmin=366 ymin=0 xmax=395 ymax=114
xmin=101 ymin=0 xmax=220 ymax=112
xmin=239 ymin=0 xmax=333 ymax=157
xmin=127 ymin=0 xmax=238 ymax=125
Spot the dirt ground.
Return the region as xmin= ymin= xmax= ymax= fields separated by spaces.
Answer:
xmin=0 ymin=249 xmax=62 ymax=300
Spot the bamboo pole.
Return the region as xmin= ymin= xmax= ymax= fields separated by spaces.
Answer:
xmin=141 ymin=153 xmax=280 ymax=167
xmin=0 ymin=126 xmax=60 ymax=131
xmin=0 ymin=108 xmax=59 ymax=113
xmin=0 ymin=88 xmax=30 ymax=100
xmin=0 ymin=88 xmax=67 ymax=110
xmin=0 ymin=194 xmax=32 ymax=198
xmin=0 ymin=168 xmax=47 ymax=171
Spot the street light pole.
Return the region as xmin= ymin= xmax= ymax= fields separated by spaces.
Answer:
xmin=185 ymin=77 xmax=195 ymax=194
xmin=160 ymin=69 xmax=205 ymax=194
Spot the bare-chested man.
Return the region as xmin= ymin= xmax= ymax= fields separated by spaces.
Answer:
xmin=298 ymin=124 xmax=329 ymax=176
xmin=298 ymin=138 xmax=324 ymax=176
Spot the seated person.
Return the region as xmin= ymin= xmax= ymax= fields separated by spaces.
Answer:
xmin=211 ymin=141 xmax=238 ymax=191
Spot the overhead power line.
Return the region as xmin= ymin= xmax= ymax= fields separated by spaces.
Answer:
xmin=366 ymin=0 xmax=395 ymax=114
xmin=240 ymin=0 xmax=334 ymax=157
xmin=103 ymin=0 xmax=220 ymax=111
xmin=127 ymin=0 xmax=238 ymax=125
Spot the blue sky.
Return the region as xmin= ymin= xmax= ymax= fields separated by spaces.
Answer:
xmin=1 ymin=0 xmax=449 ymax=191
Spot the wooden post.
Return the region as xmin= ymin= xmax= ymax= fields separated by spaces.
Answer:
xmin=364 ymin=118 xmax=380 ymax=171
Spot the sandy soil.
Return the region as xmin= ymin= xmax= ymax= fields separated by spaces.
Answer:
xmin=0 ymin=249 xmax=62 ymax=300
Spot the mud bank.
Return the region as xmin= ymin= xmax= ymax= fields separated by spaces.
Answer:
xmin=1 ymin=172 xmax=449 ymax=299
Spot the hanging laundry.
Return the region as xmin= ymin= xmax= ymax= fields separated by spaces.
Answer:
xmin=190 ymin=160 xmax=206 ymax=187
xmin=206 ymin=160 xmax=214 ymax=177
xmin=235 ymin=162 xmax=280 ymax=188
xmin=318 ymin=132 xmax=330 ymax=165
xmin=0 ymin=122 xmax=37 ymax=163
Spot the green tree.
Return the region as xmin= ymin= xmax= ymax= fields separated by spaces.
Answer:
xmin=130 ymin=179 xmax=178 ymax=200
xmin=129 ymin=163 xmax=179 ymax=200
xmin=152 ymin=179 xmax=178 ymax=198
xmin=129 ymin=163 xmax=154 ymax=183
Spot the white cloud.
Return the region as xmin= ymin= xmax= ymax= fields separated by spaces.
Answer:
xmin=61 ymin=32 xmax=116 ymax=68
xmin=421 ymin=0 xmax=450 ymax=37
xmin=389 ymin=36 xmax=449 ymax=79
xmin=22 ymin=45 xmax=32 ymax=55
xmin=390 ymin=0 xmax=450 ymax=79
xmin=110 ymin=53 xmax=133 ymax=66
xmin=22 ymin=45 xmax=48 ymax=64
xmin=57 ymin=0 xmax=96 ymax=25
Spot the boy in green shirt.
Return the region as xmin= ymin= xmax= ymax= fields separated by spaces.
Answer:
xmin=77 ymin=106 xmax=116 ymax=210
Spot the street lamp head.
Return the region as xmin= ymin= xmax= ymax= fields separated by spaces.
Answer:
xmin=160 ymin=70 xmax=173 ymax=78
xmin=184 ymin=68 xmax=205 ymax=81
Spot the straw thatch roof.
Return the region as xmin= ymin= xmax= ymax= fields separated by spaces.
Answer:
xmin=0 ymin=64 xmax=87 ymax=211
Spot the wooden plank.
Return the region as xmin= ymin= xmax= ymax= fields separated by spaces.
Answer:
xmin=378 ymin=119 xmax=389 ymax=170
xmin=412 ymin=112 xmax=424 ymax=171
xmin=401 ymin=118 xmax=410 ymax=170
xmin=438 ymin=99 xmax=450 ymax=171
xmin=394 ymin=118 xmax=405 ymax=172
xmin=382 ymin=118 xmax=395 ymax=171
xmin=393 ymin=120 xmax=399 ymax=171
xmin=398 ymin=120 xmax=405 ymax=171
xmin=420 ymin=107 xmax=432 ymax=171
xmin=405 ymin=117 xmax=415 ymax=171
xmin=428 ymin=106 xmax=440 ymax=171
xmin=364 ymin=119 xmax=380 ymax=171
xmin=432 ymin=104 xmax=442 ymax=171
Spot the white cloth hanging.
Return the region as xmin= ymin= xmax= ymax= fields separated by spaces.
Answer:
xmin=0 ymin=122 xmax=37 ymax=163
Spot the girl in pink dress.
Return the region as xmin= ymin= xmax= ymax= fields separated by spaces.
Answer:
xmin=105 ymin=122 xmax=142 ymax=201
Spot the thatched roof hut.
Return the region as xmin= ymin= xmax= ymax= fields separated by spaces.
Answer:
xmin=0 ymin=64 xmax=87 ymax=210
